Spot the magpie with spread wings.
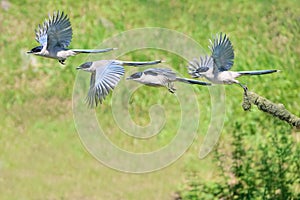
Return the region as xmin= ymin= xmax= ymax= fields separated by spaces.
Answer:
xmin=77 ymin=60 xmax=163 ymax=107
xmin=28 ymin=11 xmax=115 ymax=64
xmin=188 ymin=33 xmax=278 ymax=92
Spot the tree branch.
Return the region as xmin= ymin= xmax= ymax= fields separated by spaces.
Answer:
xmin=242 ymin=91 xmax=300 ymax=129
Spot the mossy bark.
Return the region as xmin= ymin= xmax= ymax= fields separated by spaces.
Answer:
xmin=242 ymin=91 xmax=300 ymax=129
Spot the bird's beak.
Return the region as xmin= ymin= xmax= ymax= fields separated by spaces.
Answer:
xmin=126 ymin=76 xmax=132 ymax=80
xmin=76 ymin=66 xmax=82 ymax=70
xmin=27 ymin=51 xmax=33 ymax=54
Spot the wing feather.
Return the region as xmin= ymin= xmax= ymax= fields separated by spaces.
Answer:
xmin=209 ymin=33 xmax=234 ymax=71
xmin=86 ymin=72 xmax=97 ymax=107
xmin=86 ymin=63 xmax=125 ymax=107
xmin=35 ymin=11 xmax=72 ymax=49
xmin=143 ymin=68 xmax=176 ymax=86
xmin=187 ymin=55 xmax=213 ymax=78
xmin=144 ymin=68 xmax=176 ymax=79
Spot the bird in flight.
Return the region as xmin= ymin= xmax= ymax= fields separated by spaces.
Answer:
xmin=127 ymin=68 xmax=211 ymax=93
xmin=187 ymin=33 xmax=278 ymax=93
xmin=27 ymin=11 xmax=115 ymax=64
xmin=76 ymin=60 xmax=162 ymax=107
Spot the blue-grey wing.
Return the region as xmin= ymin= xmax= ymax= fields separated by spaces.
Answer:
xmin=209 ymin=33 xmax=234 ymax=71
xmin=35 ymin=23 xmax=48 ymax=47
xmin=86 ymin=63 xmax=125 ymax=107
xmin=187 ymin=55 xmax=213 ymax=78
xmin=144 ymin=68 xmax=176 ymax=78
xmin=86 ymin=72 xmax=97 ymax=107
xmin=35 ymin=11 xmax=72 ymax=49
xmin=144 ymin=68 xmax=177 ymax=85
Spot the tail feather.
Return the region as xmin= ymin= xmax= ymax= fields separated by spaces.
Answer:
xmin=176 ymin=77 xmax=211 ymax=86
xmin=72 ymin=48 xmax=116 ymax=53
xmin=238 ymin=69 xmax=278 ymax=76
xmin=121 ymin=60 xmax=162 ymax=66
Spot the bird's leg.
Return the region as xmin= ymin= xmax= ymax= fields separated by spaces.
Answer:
xmin=167 ymin=83 xmax=176 ymax=93
xmin=238 ymin=83 xmax=248 ymax=95
xmin=59 ymin=59 xmax=66 ymax=65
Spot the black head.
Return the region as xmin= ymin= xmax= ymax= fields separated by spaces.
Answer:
xmin=127 ymin=72 xmax=143 ymax=80
xmin=76 ymin=62 xmax=93 ymax=70
xmin=27 ymin=46 xmax=43 ymax=54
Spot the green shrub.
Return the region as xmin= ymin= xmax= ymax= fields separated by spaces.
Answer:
xmin=179 ymin=120 xmax=300 ymax=200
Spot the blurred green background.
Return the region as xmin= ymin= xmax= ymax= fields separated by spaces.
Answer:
xmin=0 ymin=0 xmax=299 ymax=199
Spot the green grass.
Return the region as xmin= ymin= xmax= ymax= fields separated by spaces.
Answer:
xmin=1 ymin=0 xmax=300 ymax=199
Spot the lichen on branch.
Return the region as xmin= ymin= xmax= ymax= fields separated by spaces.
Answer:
xmin=242 ymin=91 xmax=300 ymax=129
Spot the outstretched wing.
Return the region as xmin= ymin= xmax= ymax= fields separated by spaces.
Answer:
xmin=86 ymin=72 xmax=97 ymax=107
xmin=86 ymin=62 xmax=125 ymax=107
xmin=209 ymin=33 xmax=234 ymax=72
xmin=187 ymin=55 xmax=213 ymax=78
xmin=35 ymin=11 xmax=72 ymax=49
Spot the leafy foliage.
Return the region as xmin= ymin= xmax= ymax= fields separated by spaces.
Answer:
xmin=179 ymin=121 xmax=300 ymax=199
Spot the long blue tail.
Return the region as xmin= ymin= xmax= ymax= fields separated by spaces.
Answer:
xmin=176 ymin=77 xmax=212 ymax=86
xmin=238 ymin=69 xmax=278 ymax=75
xmin=121 ymin=60 xmax=162 ymax=66
xmin=72 ymin=48 xmax=116 ymax=53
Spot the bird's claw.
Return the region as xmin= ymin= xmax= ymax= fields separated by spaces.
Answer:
xmin=238 ymin=83 xmax=248 ymax=96
xmin=59 ymin=60 xmax=66 ymax=65
xmin=168 ymin=86 xmax=176 ymax=93
xmin=243 ymin=85 xmax=248 ymax=96
xmin=168 ymin=88 xmax=176 ymax=93
xmin=167 ymin=83 xmax=176 ymax=93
